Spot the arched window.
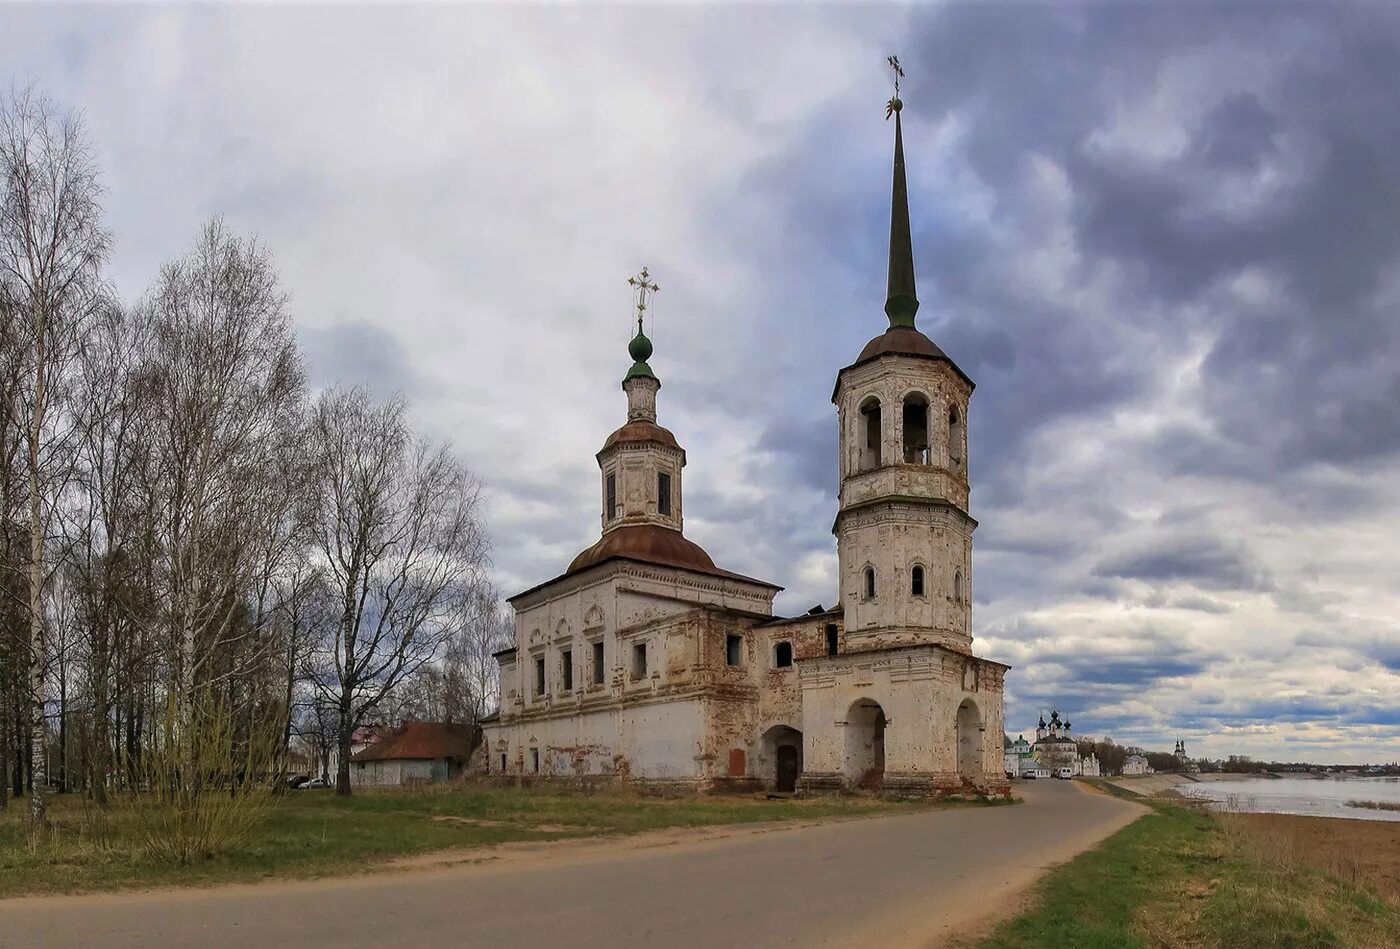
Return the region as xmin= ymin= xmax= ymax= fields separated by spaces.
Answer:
xmin=954 ymin=569 xmax=964 ymax=603
xmin=859 ymin=397 xmax=882 ymax=470
xmin=911 ymin=565 xmax=925 ymax=597
xmin=949 ymin=406 xmax=965 ymax=473
xmin=605 ymin=472 xmax=617 ymax=521
xmin=774 ymin=641 xmax=793 ymax=668
xmin=863 ymin=566 xmax=876 ymax=600
xmin=903 ymin=394 xmax=930 ymax=464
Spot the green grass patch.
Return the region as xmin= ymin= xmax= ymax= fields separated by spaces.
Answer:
xmin=975 ymin=797 xmax=1400 ymax=949
xmin=0 ymin=786 xmax=956 ymax=898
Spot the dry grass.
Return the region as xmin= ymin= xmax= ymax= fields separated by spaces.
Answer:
xmin=1349 ymin=800 xmax=1400 ymax=813
xmin=981 ymin=796 xmax=1400 ymax=949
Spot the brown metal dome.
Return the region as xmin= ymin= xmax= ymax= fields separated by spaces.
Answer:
xmin=567 ymin=524 xmax=716 ymax=575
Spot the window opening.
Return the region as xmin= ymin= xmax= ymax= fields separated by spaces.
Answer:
xmin=561 ymin=649 xmax=573 ymax=692
xmin=606 ymin=473 xmax=617 ymax=520
xmin=949 ymin=407 xmax=965 ymax=471
xmin=726 ymin=634 xmax=743 ymax=667
xmin=658 ymin=471 xmax=672 ymax=516
xmin=592 ymin=641 xmax=605 ymax=685
xmin=903 ymin=394 xmax=930 ymax=464
xmin=863 ymin=567 xmax=876 ymax=600
xmin=530 ymin=748 xmax=540 ymax=773
xmin=912 ymin=565 xmax=925 ymax=597
xmin=632 ymin=642 xmax=648 ymax=679
xmin=534 ymin=657 xmax=545 ymax=697
xmin=774 ymin=641 xmax=793 ymax=668
xmin=860 ymin=398 xmax=882 ymax=469
xmin=825 ymin=624 xmax=839 ymax=657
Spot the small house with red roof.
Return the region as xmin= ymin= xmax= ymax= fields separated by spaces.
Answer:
xmin=349 ymin=721 xmax=476 ymax=787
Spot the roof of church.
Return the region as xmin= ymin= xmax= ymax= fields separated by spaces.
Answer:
xmin=599 ymin=419 xmax=680 ymax=453
xmin=509 ymin=524 xmax=783 ymax=603
xmin=835 ymin=325 xmax=975 ymax=391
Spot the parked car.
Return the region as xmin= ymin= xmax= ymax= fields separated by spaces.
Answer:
xmin=1057 ymin=766 xmax=1074 ymax=780
xmin=299 ymin=776 xmax=329 ymax=789
xmin=285 ymin=774 xmax=309 ymax=789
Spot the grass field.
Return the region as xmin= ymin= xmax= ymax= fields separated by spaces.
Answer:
xmin=975 ymin=782 xmax=1400 ymax=949
xmin=0 ymin=785 xmax=947 ymax=899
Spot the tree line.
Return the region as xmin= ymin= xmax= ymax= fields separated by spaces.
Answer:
xmin=0 ymin=85 xmax=504 ymax=841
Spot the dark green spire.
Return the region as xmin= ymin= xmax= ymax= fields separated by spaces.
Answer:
xmin=884 ymin=97 xmax=919 ymax=329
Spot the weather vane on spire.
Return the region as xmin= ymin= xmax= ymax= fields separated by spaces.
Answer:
xmin=886 ymin=55 xmax=905 ymax=119
xmin=627 ymin=266 xmax=660 ymax=335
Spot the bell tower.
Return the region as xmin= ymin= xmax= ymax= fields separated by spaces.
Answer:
xmin=832 ymin=76 xmax=977 ymax=654
xmin=595 ymin=268 xmax=685 ymax=535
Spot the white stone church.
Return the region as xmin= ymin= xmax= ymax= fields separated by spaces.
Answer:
xmin=482 ymin=94 xmax=1010 ymax=798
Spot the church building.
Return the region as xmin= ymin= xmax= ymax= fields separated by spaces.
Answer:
xmin=481 ymin=87 xmax=1010 ymax=798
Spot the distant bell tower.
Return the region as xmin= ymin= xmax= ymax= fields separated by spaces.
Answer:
xmin=832 ymin=65 xmax=976 ymax=654
xmin=595 ymin=268 xmax=685 ymax=535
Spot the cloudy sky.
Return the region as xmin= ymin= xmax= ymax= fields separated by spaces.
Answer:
xmin=8 ymin=2 xmax=1399 ymax=763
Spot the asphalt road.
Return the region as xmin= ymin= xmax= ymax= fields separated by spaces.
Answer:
xmin=4 ymin=780 xmax=1143 ymax=949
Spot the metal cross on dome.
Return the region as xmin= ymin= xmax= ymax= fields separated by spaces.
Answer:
xmin=886 ymin=54 xmax=905 ymax=119
xmin=627 ymin=266 xmax=660 ymax=334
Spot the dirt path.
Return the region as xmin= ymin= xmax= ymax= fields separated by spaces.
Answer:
xmin=3 ymin=780 xmax=1144 ymax=949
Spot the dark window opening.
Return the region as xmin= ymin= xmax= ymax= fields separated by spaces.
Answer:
xmin=592 ymin=641 xmax=605 ymax=685
xmin=863 ymin=567 xmax=876 ymax=600
xmin=860 ymin=398 xmax=883 ymax=469
xmin=632 ymin=642 xmax=648 ymax=679
xmin=903 ymin=395 xmax=930 ymax=464
xmin=912 ymin=565 xmax=925 ymax=597
xmin=500 ymin=753 xmax=507 ymax=773
xmin=825 ymin=624 xmax=839 ymax=656
xmin=658 ymin=471 xmax=672 ymax=516
xmin=606 ymin=473 xmax=617 ymax=520
xmin=949 ymin=406 xmax=964 ymax=470
xmin=774 ymin=641 xmax=793 ymax=668
xmin=530 ymin=748 xmax=540 ymax=773
xmin=561 ymin=649 xmax=573 ymax=692
xmin=726 ymin=634 xmax=743 ymax=667
xmin=534 ymin=657 xmax=545 ymax=697
xmin=954 ymin=569 xmax=964 ymax=603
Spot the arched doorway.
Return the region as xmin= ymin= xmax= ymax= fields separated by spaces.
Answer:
xmin=956 ymin=699 xmax=983 ymax=781
xmin=844 ymin=699 xmax=886 ymax=789
xmin=761 ymin=725 xmax=803 ymax=792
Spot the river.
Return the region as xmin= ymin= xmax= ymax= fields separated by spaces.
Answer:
xmin=1176 ymin=775 xmax=1400 ymax=822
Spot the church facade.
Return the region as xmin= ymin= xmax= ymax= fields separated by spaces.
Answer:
xmin=482 ymin=93 xmax=1010 ymax=798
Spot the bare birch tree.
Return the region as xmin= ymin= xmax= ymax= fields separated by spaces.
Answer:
xmin=0 ymin=86 xmax=109 ymax=829
xmin=306 ymin=388 xmax=488 ymax=795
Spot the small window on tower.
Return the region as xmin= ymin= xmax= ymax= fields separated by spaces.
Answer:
xmin=592 ymin=641 xmax=605 ymax=685
xmin=949 ymin=406 xmax=965 ymax=471
xmin=561 ymin=649 xmax=573 ymax=692
xmin=606 ymin=473 xmax=617 ymax=521
xmin=903 ymin=394 xmax=930 ymax=464
xmin=911 ymin=565 xmax=925 ymax=597
xmin=860 ymin=398 xmax=883 ymax=470
xmin=726 ymin=634 xmax=744 ymax=667
xmin=863 ymin=567 xmax=876 ymax=600
xmin=658 ymin=471 xmax=672 ymax=516
xmin=825 ymin=624 xmax=839 ymax=656
xmin=954 ymin=569 xmax=964 ymax=603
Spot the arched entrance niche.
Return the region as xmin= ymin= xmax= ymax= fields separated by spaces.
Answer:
xmin=956 ymin=699 xmax=983 ymax=781
xmin=844 ymin=699 xmax=886 ymax=789
xmin=761 ymin=725 xmax=803 ymax=792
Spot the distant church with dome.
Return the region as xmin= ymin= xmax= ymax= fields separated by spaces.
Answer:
xmin=481 ymin=81 xmax=1010 ymax=798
